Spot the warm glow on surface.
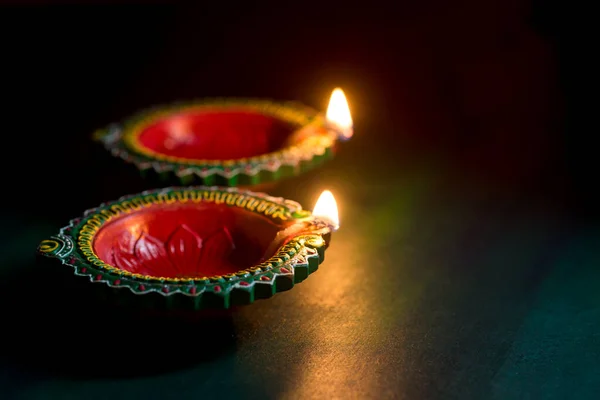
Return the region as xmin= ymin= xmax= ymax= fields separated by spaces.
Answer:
xmin=313 ymin=190 xmax=340 ymax=230
xmin=326 ymin=88 xmax=353 ymax=140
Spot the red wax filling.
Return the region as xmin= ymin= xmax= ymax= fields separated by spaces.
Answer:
xmin=92 ymin=203 xmax=289 ymax=278
xmin=137 ymin=110 xmax=297 ymax=160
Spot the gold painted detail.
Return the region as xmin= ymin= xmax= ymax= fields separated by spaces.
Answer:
xmin=76 ymin=189 xmax=326 ymax=283
xmin=120 ymin=102 xmax=334 ymax=166
xmin=38 ymin=239 xmax=59 ymax=253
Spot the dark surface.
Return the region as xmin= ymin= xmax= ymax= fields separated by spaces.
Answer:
xmin=1 ymin=1 xmax=599 ymax=399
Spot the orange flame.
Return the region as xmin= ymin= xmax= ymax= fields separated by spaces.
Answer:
xmin=313 ymin=190 xmax=339 ymax=230
xmin=326 ymin=88 xmax=353 ymax=140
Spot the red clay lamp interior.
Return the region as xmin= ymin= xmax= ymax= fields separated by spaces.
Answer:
xmin=92 ymin=202 xmax=290 ymax=279
xmin=93 ymin=89 xmax=353 ymax=186
xmin=136 ymin=111 xmax=298 ymax=161
xmin=36 ymin=187 xmax=339 ymax=309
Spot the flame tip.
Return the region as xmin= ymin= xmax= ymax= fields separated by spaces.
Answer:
xmin=326 ymin=88 xmax=353 ymax=139
xmin=313 ymin=190 xmax=340 ymax=229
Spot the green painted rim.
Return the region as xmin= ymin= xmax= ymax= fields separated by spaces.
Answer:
xmin=93 ymin=99 xmax=337 ymax=186
xmin=36 ymin=186 xmax=332 ymax=310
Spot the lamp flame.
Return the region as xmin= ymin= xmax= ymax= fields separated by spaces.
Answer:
xmin=313 ymin=190 xmax=339 ymax=230
xmin=326 ymin=88 xmax=353 ymax=140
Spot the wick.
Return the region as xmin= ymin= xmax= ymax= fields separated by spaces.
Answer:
xmin=313 ymin=215 xmax=339 ymax=232
xmin=260 ymin=215 xmax=337 ymax=261
xmin=325 ymin=120 xmax=353 ymax=142
xmin=284 ymin=120 xmax=329 ymax=147
xmin=261 ymin=222 xmax=311 ymax=261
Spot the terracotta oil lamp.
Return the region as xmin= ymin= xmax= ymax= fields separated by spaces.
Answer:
xmin=37 ymin=187 xmax=339 ymax=309
xmin=93 ymin=89 xmax=353 ymax=186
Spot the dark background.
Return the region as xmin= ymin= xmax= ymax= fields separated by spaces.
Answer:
xmin=1 ymin=1 xmax=599 ymax=399
xmin=0 ymin=0 xmax=595 ymax=218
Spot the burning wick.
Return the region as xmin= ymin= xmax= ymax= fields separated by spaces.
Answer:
xmin=261 ymin=190 xmax=340 ymax=260
xmin=312 ymin=190 xmax=340 ymax=231
xmin=283 ymin=87 xmax=353 ymax=146
xmin=326 ymin=88 xmax=353 ymax=141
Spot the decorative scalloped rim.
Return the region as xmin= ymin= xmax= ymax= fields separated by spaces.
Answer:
xmin=94 ymin=99 xmax=338 ymax=185
xmin=36 ymin=186 xmax=332 ymax=309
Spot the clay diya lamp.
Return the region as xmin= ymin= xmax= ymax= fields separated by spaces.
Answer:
xmin=93 ymin=89 xmax=353 ymax=186
xmin=36 ymin=187 xmax=339 ymax=310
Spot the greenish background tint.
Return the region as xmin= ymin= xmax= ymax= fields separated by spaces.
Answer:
xmin=2 ymin=127 xmax=598 ymax=399
xmin=2 ymin=2 xmax=596 ymax=398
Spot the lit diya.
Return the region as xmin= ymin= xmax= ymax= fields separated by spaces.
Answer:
xmin=36 ymin=187 xmax=339 ymax=309
xmin=94 ymin=89 xmax=353 ymax=186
